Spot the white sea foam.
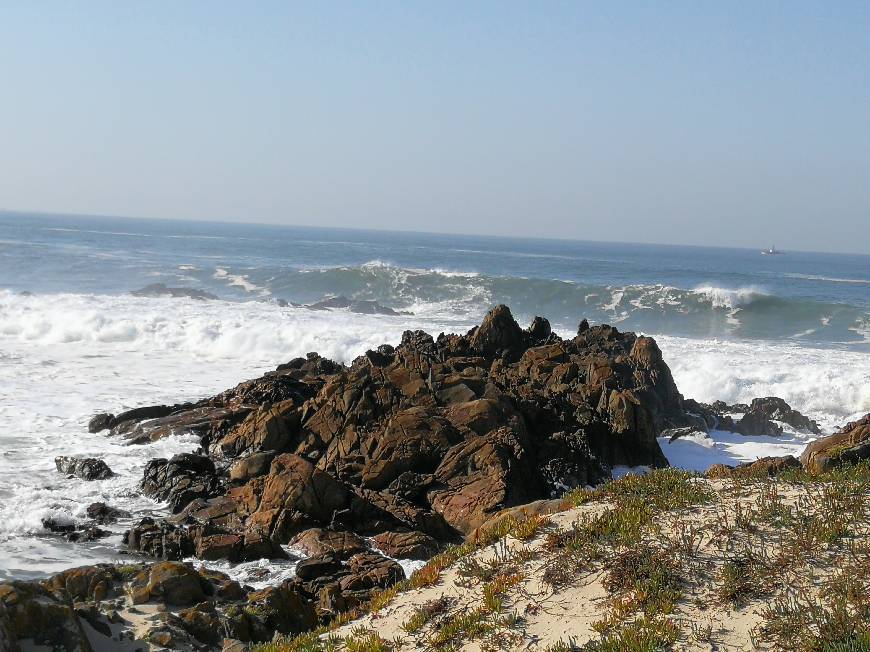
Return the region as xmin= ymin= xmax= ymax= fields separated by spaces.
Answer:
xmin=692 ymin=285 xmax=769 ymax=310
xmin=785 ymin=273 xmax=870 ymax=285
xmin=654 ymin=334 xmax=870 ymax=432
xmin=213 ymin=267 xmax=266 ymax=294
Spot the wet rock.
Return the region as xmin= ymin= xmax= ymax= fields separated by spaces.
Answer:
xmin=87 ymin=412 xmax=114 ymax=433
xmin=141 ymin=453 xmax=222 ymax=513
xmin=54 ymin=456 xmax=114 ymax=480
xmin=745 ymin=397 xmax=820 ymax=434
xmin=305 ymin=295 xmax=411 ymax=316
xmin=85 ymin=502 xmax=130 ymax=524
xmin=801 ymin=413 xmax=870 ymax=474
xmin=65 ymin=526 xmax=111 ymax=543
xmin=662 ymin=426 xmax=708 ymax=442
xmin=295 ymin=553 xmax=344 ymax=582
xmin=41 ymin=517 xmax=75 ymax=533
xmin=131 ymin=283 xmax=218 ymax=300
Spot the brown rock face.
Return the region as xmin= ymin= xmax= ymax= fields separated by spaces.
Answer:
xmin=130 ymin=562 xmax=208 ymax=606
xmin=801 ymin=414 xmax=870 ymax=474
xmin=469 ymin=304 xmax=525 ymax=355
xmin=706 ymin=455 xmax=801 ymax=479
xmin=371 ymin=530 xmax=439 ymax=560
xmin=112 ymin=307 xmax=693 ymax=597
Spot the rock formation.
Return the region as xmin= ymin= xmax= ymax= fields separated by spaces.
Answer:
xmin=801 ymin=413 xmax=870 ymax=473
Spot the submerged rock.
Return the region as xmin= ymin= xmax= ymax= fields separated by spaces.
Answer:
xmin=304 ymin=295 xmax=411 ymax=316
xmin=131 ymin=283 xmax=218 ymax=300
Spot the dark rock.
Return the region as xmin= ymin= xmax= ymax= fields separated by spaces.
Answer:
xmin=41 ymin=517 xmax=75 ymax=533
xmin=65 ymin=526 xmax=111 ymax=543
xmin=141 ymin=453 xmax=222 ymax=513
xmin=305 ymin=295 xmax=411 ymax=316
xmin=295 ymin=554 xmax=344 ymax=582
xmin=54 ymin=456 xmax=114 ymax=480
xmin=85 ymin=502 xmax=130 ymax=524
xmin=131 ymin=283 xmax=218 ymax=300
xmin=801 ymin=414 xmax=870 ymax=474
xmin=469 ymin=304 xmax=524 ymax=356
xmin=734 ymin=411 xmax=783 ymax=437
xmin=745 ymin=397 xmax=820 ymax=434
xmin=88 ymin=412 xmax=114 ymax=433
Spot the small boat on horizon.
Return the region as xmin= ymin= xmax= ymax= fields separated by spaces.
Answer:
xmin=761 ymin=245 xmax=784 ymax=255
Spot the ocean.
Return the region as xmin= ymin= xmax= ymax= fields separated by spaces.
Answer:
xmin=1 ymin=211 xmax=868 ymax=581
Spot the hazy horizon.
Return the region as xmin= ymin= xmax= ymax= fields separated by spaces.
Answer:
xmin=2 ymin=2 xmax=869 ymax=254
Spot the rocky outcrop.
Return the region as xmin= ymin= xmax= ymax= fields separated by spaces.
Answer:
xmin=680 ymin=396 xmax=819 ymax=437
xmin=66 ymin=305 xmax=714 ymax=637
xmin=110 ymin=307 xmax=695 ymax=556
xmin=743 ymin=397 xmax=820 ymax=434
xmin=54 ymin=456 xmax=114 ymax=480
xmin=0 ymin=562 xmax=317 ymax=649
xmin=801 ymin=413 xmax=870 ymax=474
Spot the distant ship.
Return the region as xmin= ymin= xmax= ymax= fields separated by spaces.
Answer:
xmin=761 ymin=245 xmax=784 ymax=255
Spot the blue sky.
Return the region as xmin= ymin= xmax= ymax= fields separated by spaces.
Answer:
xmin=1 ymin=2 xmax=868 ymax=253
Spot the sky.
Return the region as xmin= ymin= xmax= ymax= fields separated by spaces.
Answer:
xmin=1 ymin=2 xmax=869 ymax=253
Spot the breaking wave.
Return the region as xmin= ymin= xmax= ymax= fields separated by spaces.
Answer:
xmin=162 ymin=261 xmax=870 ymax=345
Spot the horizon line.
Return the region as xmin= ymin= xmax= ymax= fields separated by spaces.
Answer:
xmin=2 ymin=206 xmax=867 ymax=258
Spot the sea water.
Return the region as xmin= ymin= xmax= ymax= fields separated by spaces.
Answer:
xmin=1 ymin=212 xmax=868 ymax=579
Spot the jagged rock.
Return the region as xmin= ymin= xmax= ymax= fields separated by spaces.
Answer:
xmin=469 ymin=304 xmax=525 ymax=356
xmin=116 ymin=406 xmax=240 ymax=445
xmin=801 ymin=414 xmax=870 ymax=474
xmin=54 ymin=456 xmax=114 ymax=480
xmin=107 ymin=307 xmax=696 ymax=573
xmin=216 ymin=401 xmax=302 ymax=459
xmin=745 ymin=397 xmax=820 ymax=434
xmin=359 ymin=408 xmax=459 ymax=490
xmin=141 ymin=453 xmax=222 ymax=513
